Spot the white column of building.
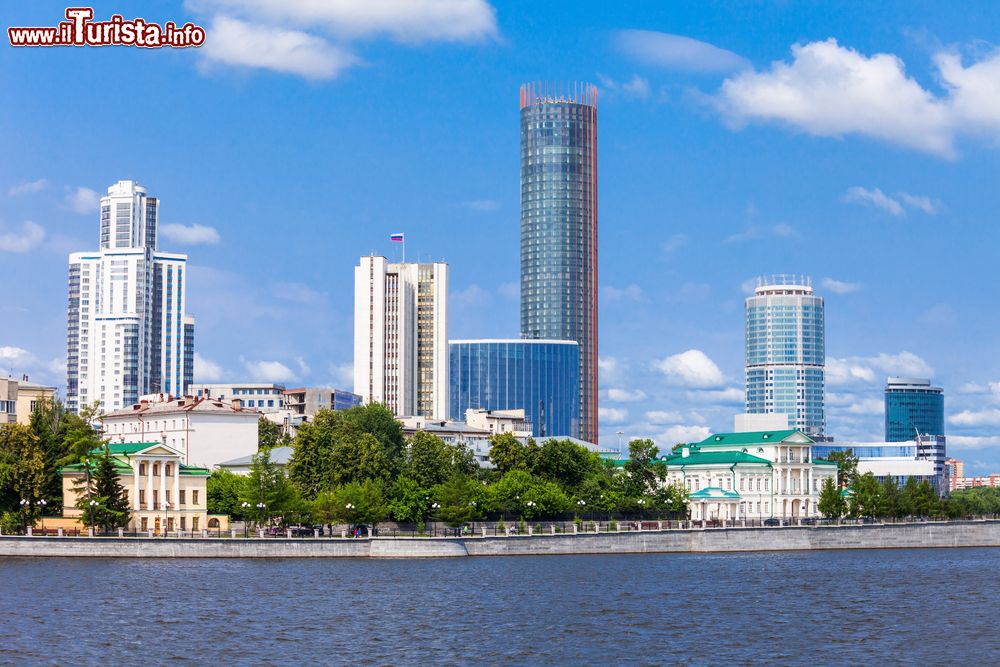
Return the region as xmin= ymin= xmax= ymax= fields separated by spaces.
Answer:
xmin=146 ymin=460 xmax=153 ymax=511
xmin=174 ymin=459 xmax=180 ymax=509
xmin=132 ymin=459 xmax=140 ymax=510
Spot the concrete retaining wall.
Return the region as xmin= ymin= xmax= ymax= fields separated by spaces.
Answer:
xmin=2 ymin=521 xmax=999 ymax=558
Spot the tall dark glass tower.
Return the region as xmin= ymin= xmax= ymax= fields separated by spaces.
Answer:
xmin=885 ymin=377 xmax=944 ymax=441
xmin=519 ymin=82 xmax=598 ymax=443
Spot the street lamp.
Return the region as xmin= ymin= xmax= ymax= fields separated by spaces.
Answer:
xmin=241 ymin=502 xmax=251 ymax=536
xmin=256 ymin=502 xmax=266 ymax=532
xmin=616 ymin=430 xmax=624 ymax=459
xmin=89 ymin=499 xmax=99 ymax=533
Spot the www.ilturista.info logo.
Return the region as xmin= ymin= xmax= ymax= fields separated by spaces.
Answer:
xmin=8 ymin=7 xmax=205 ymax=48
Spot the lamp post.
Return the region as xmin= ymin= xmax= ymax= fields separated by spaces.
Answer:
xmin=164 ymin=501 xmax=171 ymax=536
xmin=256 ymin=502 xmax=266 ymax=533
xmin=576 ymin=499 xmax=586 ymax=523
xmin=637 ymin=498 xmax=646 ymax=524
xmin=345 ymin=503 xmax=356 ymax=536
xmin=616 ymin=430 xmax=625 ymax=459
xmin=89 ymin=499 xmax=99 ymax=534
xmin=241 ymin=502 xmax=250 ymax=536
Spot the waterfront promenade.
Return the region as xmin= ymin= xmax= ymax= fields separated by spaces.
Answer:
xmin=2 ymin=520 xmax=1000 ymax=558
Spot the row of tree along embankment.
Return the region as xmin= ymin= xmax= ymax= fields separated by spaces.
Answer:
xmin=2 ymin=520 xmax=1000 ymax=558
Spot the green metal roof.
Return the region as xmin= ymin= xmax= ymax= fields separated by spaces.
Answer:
xmin=688 ymin=486 xmax=741 ymax=500
xmin=99 ymin=442 xmax=166 ymax=455
xmin=694 ymin=430 xmax=813 ymax=448
xmin=60 ymin=460 xmax=133 ymax=474
xmin=813 ymin=459 xmax=839 ymax=466
xmin=661 ymin=450 xmax=773 ymax=467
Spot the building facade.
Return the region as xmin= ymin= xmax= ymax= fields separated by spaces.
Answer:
xmin=663 ymin=430 xmax=838 ymax=520
xmin=61 ymin=442 xmax=217 ymax=534
xmin=745 ymin=275 xmax=825 ymax=437
xmin=449 ymin=339 xmax=580 ymax=439
xmin=66 ymin=180 xmax=194 ymax=414
xmin=189 ymin=383 xmax=287 ymax=412
xmin=100 ymin=394 xmax=258 ymax=468
xmin=0 ymin=378 xmax=16 ymax=424
xmin=885 ymin=377 xmax=944 ymax=441
xmin=519 ymin=83 xmax=598 ymax=443
xmin=813 ymin=441 xmax=945 ymax=493
xmin=354 ymin=255 xmax=448 ymax=419
xmin=945 ymin=458 xmax=964 ymax=491
xmin=0 ymin=377 xmax=58 ymax=424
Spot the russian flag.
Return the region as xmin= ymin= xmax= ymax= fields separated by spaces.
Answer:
xmin=390 ymin=233 xmax=404 ymax=242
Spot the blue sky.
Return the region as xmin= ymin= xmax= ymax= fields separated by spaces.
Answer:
xmin=3 ymin=1 xmax=1000 ymax=471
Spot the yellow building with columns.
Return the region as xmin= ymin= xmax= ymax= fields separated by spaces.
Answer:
xmin=61 ymin=442 xmax=227 ymax=534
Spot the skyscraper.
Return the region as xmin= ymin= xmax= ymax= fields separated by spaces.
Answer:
xmin=353 ymin=255 xmax=448 ymax=419
xmin=885 ymin=377 xmax=944 ymax=441
xmin=67 ymin=180 xmax=194 ymax=414
xmin=449 ymin=339 xmax=580 ymax=438
xmin=745 ymin=275 xmax=825 ymax=437
xmin=519 ymin=82 xmax=598 ymax=442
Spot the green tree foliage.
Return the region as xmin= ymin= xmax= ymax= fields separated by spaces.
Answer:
xmin=74 ymin=446 xmax=131 ymax=532
xmin=624 ymin=439 xmax=665 ymax=496
xmin=207 ymin=469 xmax=249 ymax=519
xmin=488 ymin=432 xmax=535 ymax=474
xmin=534 ymin=438 xmax=603 ymax=492
xmin=242 ymin=448 xmax=303 ymax=525
xmin=0 ymin=424 xmax=46 ymax=525
xmin=258 ymin=416 xmax=288 ymax=450
xmin=406 ymin=431 xmax=458 ymax=489
xmin=850 ymin=472 xmax=881 ymax=519
xmin=944 ymin=486 xmax=1000 ymax=516
xmin=326 ymin=480 xmax=388 ymax=527
xmin=818 ymin=477 xmax=846 ymax=519
xmin=879 ymin=475 xmax=901 ymax=518
xmin=651 ymin=481 xmax=688 ymax=515
xmin=387 ymin=475 xmax=428 ymax=523
xmin=431 ymin=475 xmax=478 ymax=527
xmin=340 ymin=403 xmax=406 ymax=466
xmin=825 ymin=449 xmax=858 ymax=488
xmin=28 ymin=397 xmax=82 ymax=511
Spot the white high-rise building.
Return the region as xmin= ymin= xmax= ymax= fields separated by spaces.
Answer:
xmin=353 ymin=255 xmax=448 ymax=419
xmin=67 ymin=180 xmax=194 ymax=414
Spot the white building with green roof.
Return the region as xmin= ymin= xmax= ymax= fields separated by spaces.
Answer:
xmin=661 ymin=429 xmax=838 ymax=521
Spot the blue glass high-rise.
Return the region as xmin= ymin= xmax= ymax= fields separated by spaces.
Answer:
xmin=885 ymin=377 xmax=944 ymax=441
xmin=449 ymin=339 xmax=580 ymax=439
xmin=520 ymin=83 xmax=597 ymax=442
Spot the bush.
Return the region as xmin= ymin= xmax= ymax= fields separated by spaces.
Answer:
xmin=609 ymin=519 xmax=618 ymax=531
xmin=497 ymin=518 xmax=505 ymax=531
xmin=0 ymin=512 xmax=22 ymax=534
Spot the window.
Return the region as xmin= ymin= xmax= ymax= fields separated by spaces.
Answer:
xmin=192 ymin=516 xmax=199 ymax=531
xmin=179 ymin=490 xmax=186 ymax=505
xmin=153 ymin=462 xmax=159 ymax=477
xmin=139 ymin=462 xmax=147 ymax=476
xmin=141 ymin=517 xmax=148 ymax=531
xmin=152 ymin=490 xmax=158 ymax=507
xmin=180 ymin=516 xmax=186 ymax=531
xmin=192 ymin=490 xmax=199 ymax=505
xmin=165 ymin=463 xmax=172 ymax=476
xmin=139 ymin=490 xmax=145 ymax=505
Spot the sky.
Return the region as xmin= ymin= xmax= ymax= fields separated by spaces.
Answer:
xmin=2 ymin=1 xmax=1000 ymax=472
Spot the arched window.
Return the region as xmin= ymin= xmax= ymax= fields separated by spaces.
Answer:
xmin=208 ymin=518 xmax=220 ymax=528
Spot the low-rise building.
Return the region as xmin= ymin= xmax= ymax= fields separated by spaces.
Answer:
xmin=188 ymin=383 xmax=287 ymax=412
xmin=0 ymin=378 xmax=16 ymax=424
xmin=217 ymin=446 xmax=293 ymax=475
xmin=663 ymin=430 xmax=838 ymax=520
xmin=100 ymin=393 xmax=258 ymax=468
xmin=953 ymin=475 xmax=1000 ymax=490
xmin=60 ymin=442 xmax=223 ymax=534
xmin=944 ymin=458 xmax=964 ymax=491
xmin=813 ymin=441 xmax=946 ymax=494
xmin=284 ymin=387 xmax=362 ymax=415
xmin=15 ymin=380 xmax=56 ymax=424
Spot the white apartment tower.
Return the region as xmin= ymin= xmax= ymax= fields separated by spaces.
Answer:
xmin=67 ymin=180 xmax=194 ymax=414
xmin=354 ymin=255 xmax=448 ymax=419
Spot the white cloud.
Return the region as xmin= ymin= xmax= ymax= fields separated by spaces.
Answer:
xmin=662 ymin=233 xmax=688 ymax=254
xmin=599 ymin=407 xmax=629 ymax=424
xmin=295 ymin=356 xmax=311 ymax=376
xmin=607 ymin=388 xmax=646 ymax=403
xmin=842 ymin=398 xmax=884 ymax=416
xmin=659 ymin=424 xmax=712 ymax=445
xmin=0 ymin=345 xmax=37 ymax=368
xmin=597 ymin=73 xmax=651 ymax=100
xmin=949 ymin=409 xmax=1000 ymax=428
xmin=602 ymin=284 xmax=644 ymax=302
xmin=191 ymin=0 xmax=499 ymax=43
xmin=821 ymin=277 xmax=862 ymax=295
xmin=724 ymin=223 xmax=798 ymax=243
xmin=160 ymin=223 xmax=221 ymax=245
xmin=0 ymin=221 xmax=45 ymax=253
xmin=654 ymin=349 xmax=725 ymax=388
xmin=616 ymin=30 xmax=749 ymax=73
xmin=243 ymin=359 xmax=298 ymax=382
xmin=8 ymin=179 xmax=48 ymax=196
xmin=451 ymin=283 xmax=491 ymax=307
xmin=686 ymin=386 xmax=744 ymax=404
xmin=598 ymin=356 xmax=621 ymax=383
xmin=896 ymin=192 xmax=941 ymax=214
xmin=328 ymin=361 xmax=354 ymax=389
xmin=826 ymin=352 xmax=934 ymax=386
xmin=270 ymin=281 xmax=327 ymax=305
xmin=918 ymin=303 xmax=956 ymax=326
xmin=497 ymin=282 xmax=519 ymax=301
xmin=644 ymin=410 xmax=683 ymax=424
xmin=947 ymin=435 xmax=1000 ymax=450
xmin=201 ymin=15 xmax=360 ymax=80
xmin=0 ymin=345 xmax=63 ymax=384
xmin=194 ymin=352 xmax=225 ymax=381
xmin=843 ymin=187 xmax=904 ymax=216
xmin=458 ymin=199 xmax=500 ymax=212
xmin=67 ymin=187 xmax=99 ymax=215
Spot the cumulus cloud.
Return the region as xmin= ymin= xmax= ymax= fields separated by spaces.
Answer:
xmin=8 ymin=179 xmax=48 ymax=196
xmin=160 ymin=223 xmax=221 ymax=245
xmin=686 ymin=386 xmax=744 ymax=404
xmin=644 ymin=410 xmax=684 ymax=424
xmin=0 ymin=221 xmax=45 ymax=253
xmin=598 ymin=356 xmax=621 ymax=383
xmin=842 ymin=186 xmax=940 ymax=217
xmin=67 ymin=187 xmax=99 ymax=215
xmin=654 ymin=349 xmax=725 ymax=388
xmin=717 ymin=39 xmax=1000 ymax=158
xmin=497 ymin=282 xmax=519 ymax=301
xmin=599 ymin=407 xmax=629 ymax=424
xmin=821 ymin=278 xmax=862 ymax=295
xmin=0 ymin=345 xmax=63 ymax=383
xmin=190 ymin=0 xmax=497 ymax=79
xmin=243 ymin=358 xmax=298 ymax=382
xmin=826 ymin=352 xmax=934 ymax=386
xmin=659 ymin=424 xmax=711 ymax=445
xmin=451 ymin=283 xmax=491 ymax=307
xmin=597 ymin=73 xmax=651 ymax=100
xmin=328 ymin=361 xmax=354 ymax=389
xmin=201 ymin=16 xmax=360 ymax=80
xmin=949 ymin=409 xmax=1000 ymax=428
xmin=607 ymin=388 xmax=646 ymax=403
xmin=615 ymin=30 xmax=749 ymax=73
xmin=194 ymin=352 xmax=225 ymax=381
xmin=947 ymin=435 xmax=1000 ymax=450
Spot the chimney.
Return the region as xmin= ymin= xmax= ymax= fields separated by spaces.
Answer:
xmin=231 ymin=398 xmax=241 ymax=410
xmin=682 ymin=447 xmax=690 ymax=458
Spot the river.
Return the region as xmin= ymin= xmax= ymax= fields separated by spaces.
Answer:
xmin=1 ymin=547 xmax=997 ymax=665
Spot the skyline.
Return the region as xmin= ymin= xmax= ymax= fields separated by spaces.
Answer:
xmin=3 ymin=2 xmax=1000 ymax=471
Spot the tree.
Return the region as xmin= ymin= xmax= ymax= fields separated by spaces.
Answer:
xmin=534 ymin=438 xmax=602 ymax=492
xmin=407 ymin=431 xmax=456 ymax=489
xmin=651 ymin=481 xmax=688 ymax=516
xmin=340 ymin=403 xmax=406 ymax=469
xmin=432 ymin=475 xmax=477 ymax=527
xmin=825 ymin=449 xmax=858 ymax=488
xmin=258 ymin=416 xmax=288 ymax=450
xmin=850 ymin=472 xmax=881 ymax=519
xmin=28 ymin=397 xmax=80 ymax=511
xmin=624 ymin=438 xmax=664 ymax=496
xmin=207 ymin=469 xmax=249 ymax=519
xmin=879 ymin=476 xmax=901 ymax=518
xmin=387 ymin=476 xmax=428 ymax=523
xmin=242 ymin=448 xmax=301 ymax=526
xmin=818 ymin=477 xmax=846 ymax=519
xmin=74 ymin=446 xmax=131 ymax=533
xmin=0 ymin=424 xmax=46 ymax=528
xmin=488 ymin=433 xmax=536 ymax=474
xmin=327 ymin=480 xmax=388 ymax=528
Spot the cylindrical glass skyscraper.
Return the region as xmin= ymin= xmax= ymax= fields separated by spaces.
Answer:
xmin=519 ymin=82 xmax=598 ymax=443
xmin=745 ymin=275 xmax=826 ymax=437
xmin=885 ymin=377 xmax=944 ymax=441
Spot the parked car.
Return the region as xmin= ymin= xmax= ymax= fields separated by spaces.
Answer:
xmin=289 ymin=525 xmax=314 ymax=537
xmin=763 ymin=518 xmax=781 ymax=527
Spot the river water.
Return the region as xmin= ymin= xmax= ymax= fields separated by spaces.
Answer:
xmin=1 ymin=547 xmax=997 ymax=665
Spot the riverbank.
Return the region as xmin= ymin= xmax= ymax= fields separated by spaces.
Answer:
xmin=2 ymin=520 xmax=999 ymax=558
